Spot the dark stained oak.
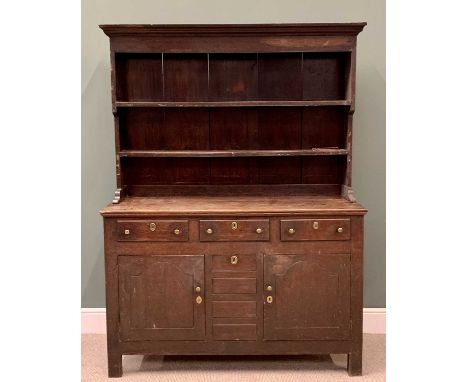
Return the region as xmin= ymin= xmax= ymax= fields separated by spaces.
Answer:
xmin=119 ymin=149 xmax=349 ymax=158
xmin=280 ymin=218 xmax=351 ymax=241
xmin=115 ymin=100 xmax=351 ymax=107
xmin=116 ymin=219 xmax=189 ymax=242
xmin=100 ymin=195 xmax=366 ymax=217
xmin=263 ymin=254 xmax=351 ymax=340
xmin=212 ymin=301 xmax=257 ymax=318
xmin=118 ymin=255 xmax=205 ymax=341
xmin=100 ymin=23 xmax=367 ymax=378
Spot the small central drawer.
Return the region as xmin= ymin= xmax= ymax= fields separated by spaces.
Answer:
xmin=117 ymin=220 xmax=189 ymax=242
xmin=212 ymin=278 xmax=257 ymax=294
xmin=280 ymin=218 xmax=350 ymax=241
xmin=212 ymin=254 xmax=257 ymax=272
xmin=200 ymin=219 xmax=269 ymax=242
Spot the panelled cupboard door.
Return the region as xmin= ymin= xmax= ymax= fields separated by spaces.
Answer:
xmin=118 ymin=255 xmax=205 ymax=341
xmin=263 ymin=254 xmax=351 ymax=340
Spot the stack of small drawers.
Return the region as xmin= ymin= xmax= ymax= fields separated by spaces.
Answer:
xmin=201 ymin=219 xmax=269 ymax=341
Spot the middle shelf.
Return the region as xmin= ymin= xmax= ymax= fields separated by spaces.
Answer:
xmin=115 ymin=101 xmax=351 ymax=108
xmin=119 ymin=149 xmax=348 ymax=158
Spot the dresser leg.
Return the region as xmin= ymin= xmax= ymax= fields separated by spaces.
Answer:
xmin=347 ymin=351 xmax=362 ymax=376
xmin=107 ymin=351 xmax=122 ymax=378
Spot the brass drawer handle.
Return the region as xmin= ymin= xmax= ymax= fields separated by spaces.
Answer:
xmin=288 ymin=228 xmax=295 ymax=234
xmin=124 ymin=229 xmax=130 ymax=235
xmin=256 ymin=227 xmax=263 ymax=234
xmin=231 ymin=255 xmax=238 ymax=265
xmin=174 ymin=228 xmax=181 ymax=235
xmin=337 ymin=227 xmax=343 ymax=233
xmin=149 ymin=222 xmax=156 ymax=231
xmin=196 ymin=296 xmax=203 ymax=304
xmin=231 ymin=221 xmax=238 ymax=230
xmin=206 ymin=228 xmax=213 ymax=234
xmin=313 ymin=221 xmax=319 ymax=230
xmin=266 ymin=296 xmax=273 ymax=304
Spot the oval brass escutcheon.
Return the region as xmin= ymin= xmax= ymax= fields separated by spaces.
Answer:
xmin=196 ymin=296 xmax=203 ymax=304
xmin=149 ymin=222 xmax=156 ymax=231
xmin=231 ymin=221 xmax=238 ymax=230
xmin=124 ymin=229 xmax=130 ymax=235
xmin=231 ymin=255 xmax=238 ymax=265
xmin=266 ymin=296 xmax=273 ymax=304
xmin=313 ymin=221 xmax=319 ymax=230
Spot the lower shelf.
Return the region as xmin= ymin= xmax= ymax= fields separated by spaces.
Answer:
xmin=119 ymin=149 xmax=348 ymax=158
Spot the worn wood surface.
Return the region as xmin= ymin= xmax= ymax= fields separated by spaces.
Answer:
xmin=119 ymin=149 xmax=349 ymax=158
xmin=199 ymin=219 xmax=270 ymax=242
xmin=101 ymin=196 xmax=366 ymax=217
xmin=280 ymin=218 xmax=351 ymax=241
xmin=115 ymin=100 xmax=351 ymax=107
xmin=100 ymin=23 xmax=367 ymax=378
xmin=116 ymin=219 xmax=189 ymax=242
xmin=263 ymin=253 xmax=351 ymax=340
xmin=118 ymin=255 xmax=205 ymax=341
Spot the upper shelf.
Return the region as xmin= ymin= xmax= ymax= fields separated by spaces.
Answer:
xmin=115 ymin=100 xmax=351 ymax=108
xmin=119 ymin=149 xmax=348 ymax=158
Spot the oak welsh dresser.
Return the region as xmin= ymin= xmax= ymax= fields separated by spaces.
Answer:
xmin=99 ymin=23 xmax=367 ymax=377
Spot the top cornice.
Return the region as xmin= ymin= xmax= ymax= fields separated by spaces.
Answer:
xmin=99 ymin=23 xmax=367 ymax=38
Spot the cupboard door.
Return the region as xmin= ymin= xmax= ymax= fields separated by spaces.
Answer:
xmin=263 ymin=254 xmax=351 ymax=340
xmin=118 ymin=255 xmax=205 ymax=341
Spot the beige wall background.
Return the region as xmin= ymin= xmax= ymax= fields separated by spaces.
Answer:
xmin=82 ymin=0 xmax=385 ymax=307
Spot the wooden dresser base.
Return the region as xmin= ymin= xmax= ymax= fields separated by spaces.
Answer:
xmin=102 ymin=201 xmax=365 ymax=377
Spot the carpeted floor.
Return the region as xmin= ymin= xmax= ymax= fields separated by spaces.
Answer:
xmin=82 ymin=334 xmax=385 ymax=381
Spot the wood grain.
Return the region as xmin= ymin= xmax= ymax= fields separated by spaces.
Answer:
xmin=101 ymin=195 xmax=367 ymax=217
xmin=100 ymin=23 xmax=367 ymax=378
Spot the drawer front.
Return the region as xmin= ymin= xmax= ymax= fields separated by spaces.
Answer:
xmin=117 ymin=220 xmax=189 ymax=242
xmin=200 ymin=219 xmax=269 ymax=242
xmin=212 ymin=278 xmax=257 ymax=294
xmin=280 ymin=218 xmax=350 ymax=241
xmin=212 ymin=254 xmax=257 ymax=272
xmin=212 ymin=301 xmax=257 ymax=318
xmin=213 ymin=324 xmax=257 ymax=341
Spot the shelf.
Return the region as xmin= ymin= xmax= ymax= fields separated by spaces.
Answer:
xmin=115 ymin=100 xmax=351 ymax=108
xmin=119 ymin=149 xmax=348 ymax=158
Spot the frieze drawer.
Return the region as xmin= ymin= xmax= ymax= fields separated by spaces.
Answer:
xmin=280 ymin=218 xmax=350 ymax=241
xmin=200 ymin=219 xmax=269 ymax=242
xmin=117 ymin=220 xmax=189 ymax=242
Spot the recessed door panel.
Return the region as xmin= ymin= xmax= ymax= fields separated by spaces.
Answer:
xmin=118 ymin=255 xmax=205 ymax=341
xmin=264 ymin=254 xmax=351 ymax=340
